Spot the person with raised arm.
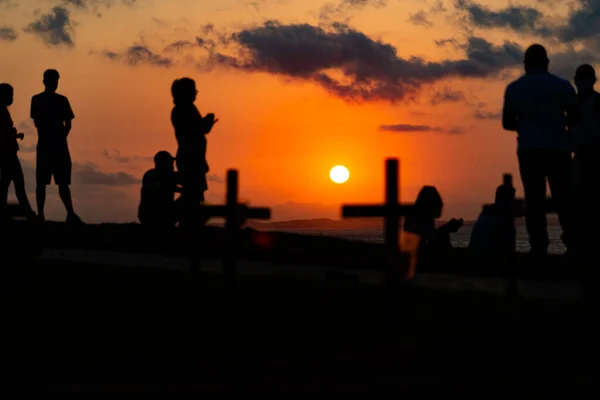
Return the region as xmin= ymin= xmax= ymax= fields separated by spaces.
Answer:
xmin=170 ymin=78 xmax=218 ymax=228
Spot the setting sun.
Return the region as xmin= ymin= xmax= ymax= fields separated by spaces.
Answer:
xmin=330 ymin=165 xmax=350 ymax=184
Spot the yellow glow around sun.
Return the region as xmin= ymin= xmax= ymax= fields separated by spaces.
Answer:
xmin=330 ymin=165 xmax=350 ymax=184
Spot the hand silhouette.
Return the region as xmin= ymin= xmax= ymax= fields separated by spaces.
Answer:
xmin=205 ymin=113 xmax=219 ymax=127
xmin=447 ymin=218 xmax=464 ymax=233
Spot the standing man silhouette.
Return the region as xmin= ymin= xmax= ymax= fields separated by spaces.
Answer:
xmin=30 ymin=69 xmax=82 ymax=224
xmin=502 ymin=44 xmax=577 ymax=257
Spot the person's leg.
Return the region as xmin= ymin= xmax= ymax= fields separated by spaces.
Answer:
xmin=518 ymin=150 xmax=549 ymax=254
xmin=35 ymin=150 xmax=50 ymax=221
xmin=0 ymin=159 xmax=11 ymax=221
xmin=55 ymin=148 xmax=80 ymax=222
xmin=546 ymin=150 xmax=575 ymax=251
xmin=58 ymin=185 xmax=76 ymax=216
xmin=10 ymin=155 xmax=35 ymax=217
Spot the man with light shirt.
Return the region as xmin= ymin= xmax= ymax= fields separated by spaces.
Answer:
xmin=502 ymin=44 xmax=578 ymax=257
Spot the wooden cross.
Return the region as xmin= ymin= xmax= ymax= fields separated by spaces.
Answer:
xmin=341 ymin=158 xmax=416 ymax=283
xmin=201 ymin=169 xmax=271 ymax=300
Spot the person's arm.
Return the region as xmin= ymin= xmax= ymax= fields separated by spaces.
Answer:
xmin=30 ymin=96 xmax=39 ymax=128
xmin=63 ymin=97 xmax=74 ymax=137
xmin=565 ymin=83 xmax=579 ymax=129
xmin=502 ymin=85 xmax=518 ymax=131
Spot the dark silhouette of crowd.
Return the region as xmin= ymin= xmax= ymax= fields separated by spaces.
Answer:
xmin=2 ymin=45 xmax=600 ymax=266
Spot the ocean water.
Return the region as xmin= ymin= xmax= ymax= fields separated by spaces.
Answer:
xmin=274 ymin=226 xmax=566 ymax=254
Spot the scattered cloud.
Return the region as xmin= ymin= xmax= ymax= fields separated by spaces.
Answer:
xmin=103 ymin=149 xmax=152 ymax=164
xmin=207 ymin=173 xmax=225 ymax=184
xmin=24 ymin=6 xmax=75 ymax=47
xmin=0 ymin=25 xmax=17 ymax=41
xmin=319 ymin=0 xmax=389 ymax=22
xmin=101 ymin=45 xmax=173 ymax=67
xmin=379 ymin=123 xmax=463 ymax=134
xmin=409 ymin=10 xmax=433 ymax=27
xmin=474 ymin=108 xmax=501 ymax=120
xmin=430 ymin=87 xmax=466 ymax=105
xmin=73 ymin=162 xmax=140 ymax=186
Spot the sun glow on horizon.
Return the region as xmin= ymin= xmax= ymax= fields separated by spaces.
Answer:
xmin=330 ymin=165 xmax=350 ymax=184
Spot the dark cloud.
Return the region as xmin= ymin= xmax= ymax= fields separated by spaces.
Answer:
xmin=101 ymin=45 xmax=173 ymax=67
xmin=557 ymin=0 xmax=600 ymax=42
xmin=24 ymin=6 xmax=75 ymax=47
xmin=430 ymin=87 xmax=466 ymax=105
xmin=73 ymin=162 xmax=140 ymax=185
xmin=455 ymin=0 xmax=551 ymax=35
xmin=0 ymin=25 xmax=17 ymax=41
xmin=474 ymin=108 xmax=501 ymax=120
xmin=103 ymin=149 xmax=152 ymax=164
xmin=206 ymin=21 xmax=522 ymax=103
xmin=379 ymin=124 xmax=451 ymax=133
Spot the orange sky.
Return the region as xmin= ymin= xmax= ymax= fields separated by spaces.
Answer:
xmin=0 ymin=0 xmax=592 ymax=222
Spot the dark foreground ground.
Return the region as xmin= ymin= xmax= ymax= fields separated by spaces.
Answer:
xmin=2 ymin=222 xmax=598 ymax=396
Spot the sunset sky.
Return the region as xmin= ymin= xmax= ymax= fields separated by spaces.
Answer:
xmin=1 ymin=0 xmax=597 ymax=223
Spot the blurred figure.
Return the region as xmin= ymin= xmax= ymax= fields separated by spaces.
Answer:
xmin=573 ymin=64 xmax=600 ymax=218
xmin=502 ymin=44 xmax=577 ymax=257
xmin=469 ymin=174 xmax=517 ymax=252
xmin=138 ymin=151 xmax=182 ymax=228
xmin=404 ymin=186 xmax=463 ymax=249
xmin=30 ymin=69 xmax=82 ymax=224
xmin=170 ymin=78 xmax=218 ymax=228
xmin=572 ymin=64 xmax=600 ymax=301
xmin=0 ymin=83 xmax=36 ymax=222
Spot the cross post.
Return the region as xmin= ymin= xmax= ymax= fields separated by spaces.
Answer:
xmin=341 ymin=159 xmax=416 ymax=308
xmin=201 ymin=169 xmax=271 ymax=301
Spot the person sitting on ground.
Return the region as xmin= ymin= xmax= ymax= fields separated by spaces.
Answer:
xmin=404 ymin=186 xmax=463 ymax=249
xmin=469 ymin=175 xmax=517 ymax=252
xmin=0 ymin=83 xmax=37 ymax=222
xmin=138 ymin=151 xmax=182 ymax=228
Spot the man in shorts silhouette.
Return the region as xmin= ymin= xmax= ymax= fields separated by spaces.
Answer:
xmin=30 ymin=69 xmax=82 ymax=224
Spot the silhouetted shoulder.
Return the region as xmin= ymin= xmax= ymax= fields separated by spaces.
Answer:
xmin=142 ymin=169 xmax=157 ymax=185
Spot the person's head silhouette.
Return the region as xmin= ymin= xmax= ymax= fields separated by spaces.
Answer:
xmin=171 ymin=78 xmax=197 ymax=105
xmin=414 ymin=186 xmax=443 ymax=219
xmin=43 ymin=69 xmax=60 ymax=93
xmin=154 ymin=150 xmax=175 ymax=173
xmin=523 ymin=44 xmax=549 ymax=73
xmin=0 ymin=83 xmax=14 ymax=107
xmin=574 ymin=64 xmax=596 ymax=95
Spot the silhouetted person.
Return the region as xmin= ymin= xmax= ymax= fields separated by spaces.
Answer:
xmin=572 ymin=64 xmax=600 ymax=298
xmin=502 ymin=44 xmax=577 ymax=257
xmin=170 ymin=78 xmax=218 ymax=228
xmin=138 ymin=151 xmax=182 ymax=227
xmin=573 ymin=64 xmax=600 ymax=220
xmin=404 ymin=186 xmax=463 ymax=249
xmin=469 ymin=175 xmax=517 ymax=252
xmin=30 ymin=69 xmax=82 ymax=224
xmin=0 ymin=83 xmax=36 ymax=222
